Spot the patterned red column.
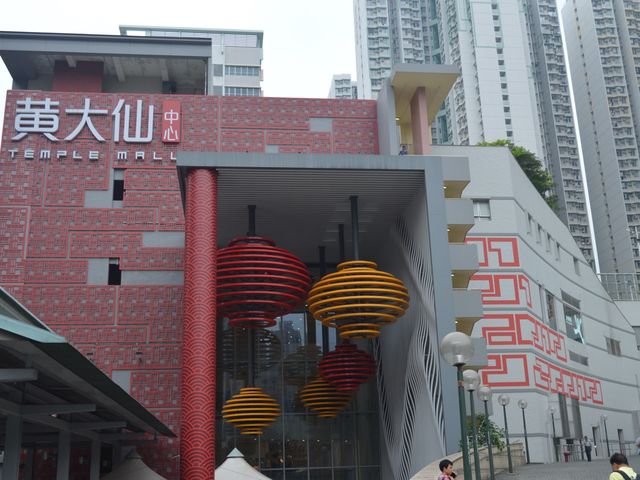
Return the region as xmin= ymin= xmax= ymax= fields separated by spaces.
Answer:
xmin=181 ymin=168 xmax=217 ymax=479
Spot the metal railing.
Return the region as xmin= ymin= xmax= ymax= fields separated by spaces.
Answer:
xmin=598 ymin=273 xmax=640 ymax=301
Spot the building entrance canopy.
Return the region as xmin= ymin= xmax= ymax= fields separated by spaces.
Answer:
xmin=0 ymin=287 xmax=174 ymax=479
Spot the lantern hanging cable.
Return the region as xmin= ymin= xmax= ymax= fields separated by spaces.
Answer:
xmin=217 ymin=207 xmax=312 ymax=329
xmin=319 ymin=245 xmax=330 ymax=355
xmin=336 ymin=223 xmax=345 ymax=347
xmin=350 ymin=196 xmax=360 ymax=261
xmin=307 ymin=197 xmax=409 ymax=339
xmin=246 ymin=205 xmax=256 ymax=387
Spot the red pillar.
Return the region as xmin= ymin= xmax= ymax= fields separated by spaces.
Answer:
xmin=410 ymin=86 xmax=432 ymax=155
xmin=181 ymin=168 xmax=217 ymax=479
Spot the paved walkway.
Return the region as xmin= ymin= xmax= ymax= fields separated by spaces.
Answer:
xmin=495 ymin=456 xmax=639 ymax=480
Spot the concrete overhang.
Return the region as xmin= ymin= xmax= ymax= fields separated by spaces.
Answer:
xmin=0 ymin=31 xmax=210 ymax=85
xmin=390 ymin=64 xmax=460 ymax=125
xmin=176 ymin=152 xmax=456 ymax=265
xmin=0 ymin=288 xmax=174 ymax=445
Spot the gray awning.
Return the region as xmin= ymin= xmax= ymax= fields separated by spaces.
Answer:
xmin=0 ymin=287 xmax=174 ymax=447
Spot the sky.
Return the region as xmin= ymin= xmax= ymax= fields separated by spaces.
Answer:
xmin=0 ymin=0 xmax=358 ymax=133
xmin=0 ymin=0 xmax=569 ymax=134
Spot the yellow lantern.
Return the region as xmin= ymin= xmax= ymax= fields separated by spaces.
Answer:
xmin=299 ymin=377 xmax=352 ymax=418
xmin=221 ymin=387 xmax=281 ymax=435
xmin=307 ymin=260 xmax=409 ymax=339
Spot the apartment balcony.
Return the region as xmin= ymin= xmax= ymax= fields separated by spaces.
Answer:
xmin=449 ymin=243 xmax=479 ymax=289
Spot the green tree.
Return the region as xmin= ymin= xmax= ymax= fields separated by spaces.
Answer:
xmin=478 ymin=139 xmax=558 ymax=212
xmin=459 ymin=413 xmax=506 ymax=452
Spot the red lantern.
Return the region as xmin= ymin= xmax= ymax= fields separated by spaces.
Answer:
xmin=217 ymin=236 xmax=312 ymax=328
xmin=318 ymin=343 xmax=375 ymax=392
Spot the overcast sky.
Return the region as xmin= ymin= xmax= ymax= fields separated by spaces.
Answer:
xmin=0 ymin=0 xmax=358 ymax=134
xmin=0 ymin=0 xmax=569 ymax=134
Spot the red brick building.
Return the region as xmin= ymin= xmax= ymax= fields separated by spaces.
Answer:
xmin=0 ymin=30 xmax=474 ymax=480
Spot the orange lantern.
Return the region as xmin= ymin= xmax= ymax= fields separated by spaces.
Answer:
xmin=221 ymin=387 xmax=281 ymax=435
xmin=307 ymin=260 xmax=409 ymax=339
xmin=299 ymin=377 xmax=352 ymax=418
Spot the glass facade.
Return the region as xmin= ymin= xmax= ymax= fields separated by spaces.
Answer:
xmin=216 ymin=312 xmax=381 ymax=479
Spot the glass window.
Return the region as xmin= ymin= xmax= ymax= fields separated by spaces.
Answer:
xmin=568 ymin=350 xmax=589 ymax=365
xmin=309 ymin=417 xmax=332 ymax=467
xmin=605 ymin=337 xmax=621 ymax=356
xmin=216 ymin=311 xmax=380 ymax=478
xmin=262 ymin=427 xmax=284 ymax=470
xmin=334 ymin=469 xmax=357 ymax=480
xmin=309 ymin=470 xmax=333 ymax=480
xmin=546 ymin=290 xmax=557 ymax=330
xmin=473 ymin=200 xmax=491 ymax=220
xmin=284 ymin=415 xmax=308 ymax=468
xmin=332 ymin=414 xmax=356 ymax=466
xmin=561 ymin=291 xmax=584 ymax=343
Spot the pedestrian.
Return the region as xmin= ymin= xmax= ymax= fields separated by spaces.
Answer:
xmin=399 ymin=144 xmax=408 ymax=155
xmin=438 ymin=459 xmax=457 ymax=480
xmin=609 ymin=453 xmax=638 ymax=480
xmin=635 ymin=436 xmax=640 ymax=456
xmin=584 ymin=435 xmax=593 ymax=461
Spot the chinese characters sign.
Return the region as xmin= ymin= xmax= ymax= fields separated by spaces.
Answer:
xmin=162 ymin=100 xmax=181 ymax=143
xmin=11 ymin=97 xmax=180 ymax=144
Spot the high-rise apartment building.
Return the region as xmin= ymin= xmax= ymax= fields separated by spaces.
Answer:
xmin=328 ymin=73 xmax=359 ymax=99
xmin=120 ymin=25 xmax=264 ymax=97
xmin=353 ymin=0 xmax=593 ymax=264
xmin=562 ymin=0 xmax=640 ymax=275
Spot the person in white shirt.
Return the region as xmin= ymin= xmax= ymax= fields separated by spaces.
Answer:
xmin=584 ymin=436 xmax=593 ymax=462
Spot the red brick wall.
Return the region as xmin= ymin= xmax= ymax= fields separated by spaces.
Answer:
xmin=0 ymin=90 xmax=378 ymax=479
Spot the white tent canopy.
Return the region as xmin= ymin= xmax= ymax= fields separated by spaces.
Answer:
xmin=215 ymin=448 xmax=272 ymax=480
xmin=101 ymin=450 xmax=167 ymax=480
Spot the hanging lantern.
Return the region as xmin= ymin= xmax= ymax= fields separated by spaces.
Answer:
xmin=307 ymin=260 xmax=409 ymax=339
xmin=217 ymin=236 xmax=312 ymax=328
xmin=221 ymin=327 xmax=282 ymax=373
xmin=221 ymin=387 xmax=281 ymax=435
xmin=283 ymin=344 xmax=323 ymax=386
xmin=299 ymin=377 xmax=352 ymax=418
xmin=318 ymin=343 xmax=375 ymax=392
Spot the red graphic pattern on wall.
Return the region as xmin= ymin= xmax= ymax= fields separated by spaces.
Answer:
xmin=481 ymin=313 xmax=567 ymax=362
xmin=533 ymin=357 xmax=604 ymax=404
xmin=467 ymin=236 xmax=603 ymax=404
xmin=0 ymin=90 xmax=380 ymax=479
xmin=466 ymin=237 xmax=520 ymax=267
xmin=470 ymin=273 xmax=532 ymax=307
xmin=481 ymin=353 xmax=530 ymax=386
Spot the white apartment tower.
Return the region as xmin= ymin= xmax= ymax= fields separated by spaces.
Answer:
xmin=563 ymin=0 xmax=640 ymax=276
xmin=329 ymin=74 xmax=359 ymax=99
xmin=353 ymin=0 xmax=593 ymax=264
xmin=120 ymin=25 xmax=264 ymax=97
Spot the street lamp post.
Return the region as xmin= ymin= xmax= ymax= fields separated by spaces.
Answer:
xmin=602 ymin=414 xmax=611 ymax=457
xmin=440 ymin=332 xmax=474 ymax=480
xmin=478 ymin=386 xmax=495 ymax=480
xmin=464 ymin=370 xmax=482 ymax=480
xmin=550 ymin=407 xmax=558 ymax=462
xmin=518 ymin=400 xmax=530 ymax=464
xmin=498 ymin=394 xmax=513 ymax=473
